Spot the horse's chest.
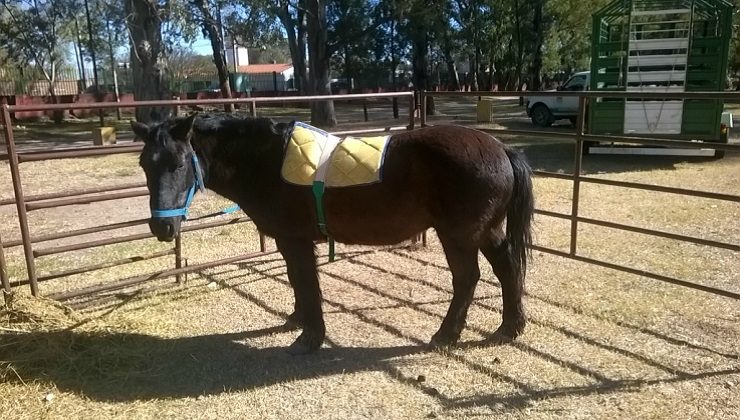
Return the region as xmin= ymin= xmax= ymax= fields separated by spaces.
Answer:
xmin=281 ymin=122 xmax=391 ymax=188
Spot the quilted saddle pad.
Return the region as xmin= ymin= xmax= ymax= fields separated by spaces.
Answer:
xmin=281 ymin=122 xmax=391 ymax=188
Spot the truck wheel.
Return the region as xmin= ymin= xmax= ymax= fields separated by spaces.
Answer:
xmin=531 ymin=104 xmax=553 ymax=127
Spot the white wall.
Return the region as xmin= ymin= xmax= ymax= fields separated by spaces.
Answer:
xmin=225 ymin=39 xmax=249 ymax=69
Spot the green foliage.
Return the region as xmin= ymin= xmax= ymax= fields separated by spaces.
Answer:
xmin=2 ymin=0 xmax=737 ymax=93
xmin=225 ymin=0 xmax=285 ymax=48
xmin=0 ymin=0 xmax=72 ymax=80
xmin=543 ymin=0 xmax=611 ymax=76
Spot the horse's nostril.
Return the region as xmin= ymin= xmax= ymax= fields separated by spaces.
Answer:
xmin=166 ymin=223 xmax=174 ymax=237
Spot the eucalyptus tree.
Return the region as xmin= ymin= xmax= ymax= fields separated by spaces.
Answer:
xmin=123 ymin=0 xmax=199 ymax=122
xmin=0 ymin=0 xmax=72 ymax=122
xmin=191 ymin=0 xmax=234 ymax=112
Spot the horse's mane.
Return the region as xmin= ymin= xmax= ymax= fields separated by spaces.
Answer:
xmin=190 ymin=113 xmax=293 ymax=148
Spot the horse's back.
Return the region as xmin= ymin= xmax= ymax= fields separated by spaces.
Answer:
xmin=324 ymin=125 xmax=515 ymax=245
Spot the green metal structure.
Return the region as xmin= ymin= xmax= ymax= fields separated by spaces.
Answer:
xmin=589 ymin=0 xmax=734 ymax=141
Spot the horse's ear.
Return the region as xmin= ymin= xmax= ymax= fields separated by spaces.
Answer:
xmin=273 ymin=120 xmax=295 ymax=137
xmin=171 ymin=113 xmax=197 ymax=142
xmin=131 ymin=121 xmax=150 ymax=142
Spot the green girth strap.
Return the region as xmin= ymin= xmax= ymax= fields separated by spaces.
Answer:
xmin=312 ymin=180 xmax=328 ymax=236
xmin=311 ymin=180 xmax=335 ymax=261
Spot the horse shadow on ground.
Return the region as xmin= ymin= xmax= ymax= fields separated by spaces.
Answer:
xmin=0 ymin=327 xmax=423 ymax=402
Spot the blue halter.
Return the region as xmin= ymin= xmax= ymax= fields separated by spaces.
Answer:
xmin=150 ymin=152 xmax=206 ymax=219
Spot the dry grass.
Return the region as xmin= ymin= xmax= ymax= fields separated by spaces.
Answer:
xmin=1 ymin=108 xmax=739 ymax=419
xmin=1 ymin=238 xmax=739 ymax=419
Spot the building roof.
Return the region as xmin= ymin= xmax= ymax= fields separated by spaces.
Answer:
xmin=237 ymin=63 xmax=293 ymax=74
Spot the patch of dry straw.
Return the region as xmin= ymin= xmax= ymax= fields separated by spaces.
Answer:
xmin=0 ymin=293 xmax=172 ymax=390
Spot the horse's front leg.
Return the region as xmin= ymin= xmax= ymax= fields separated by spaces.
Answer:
xmin=275 ymin=236 xmax=325 ymax=355
xmin=283 ymin=261 xmax=305 ymax=330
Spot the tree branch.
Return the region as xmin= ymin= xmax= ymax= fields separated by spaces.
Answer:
xmin=1 ymin=2 xmax=53 ymax=82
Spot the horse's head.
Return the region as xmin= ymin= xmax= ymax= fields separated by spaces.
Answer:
xmin=131 ymin=113 xmax=203 ymax=242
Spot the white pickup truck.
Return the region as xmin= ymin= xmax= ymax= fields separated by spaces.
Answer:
xmin=525 ymin=71 xmax=590 ymax=127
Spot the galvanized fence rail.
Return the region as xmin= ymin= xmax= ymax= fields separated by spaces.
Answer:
xmin=0 ymin=91 xmax=416 ymax=303
xmin=421 ymin=90 xmax=740 ymax=300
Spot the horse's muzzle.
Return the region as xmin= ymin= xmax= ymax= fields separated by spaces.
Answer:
xmin=149 ymin=218 xmax=180 ymax=242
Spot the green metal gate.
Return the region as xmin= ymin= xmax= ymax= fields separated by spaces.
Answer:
xmin=589 ymin=0 xmax=733 ymax=141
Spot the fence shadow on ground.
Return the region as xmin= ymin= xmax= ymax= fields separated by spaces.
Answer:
xmin=2 ymin=245 xmax=737 ymax=410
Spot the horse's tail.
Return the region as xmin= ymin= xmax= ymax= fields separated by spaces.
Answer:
xmin=504 ymin=147 xmax=534 ymax=277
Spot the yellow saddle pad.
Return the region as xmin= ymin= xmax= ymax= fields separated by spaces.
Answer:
xmin=281 ymin=122 xmax=390 ymax=188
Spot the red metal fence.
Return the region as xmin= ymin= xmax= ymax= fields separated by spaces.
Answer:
xmin=0 ymin=92 xmax=416 ymax=304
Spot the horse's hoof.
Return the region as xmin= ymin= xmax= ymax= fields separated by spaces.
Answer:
xmin=282 ymin=313 xmax=304 ymax=331
xmin=488 ymin=322 xmax=523 ymax=345
xmin=286 ymin=332 xmax=323 ymax=356
xmin=428 ymin=333 xmax=459 ymax=351
xmin=487 ymin=331 xmax=515 ymax=345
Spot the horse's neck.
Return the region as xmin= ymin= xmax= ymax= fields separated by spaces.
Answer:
xmin=192 ymin=136 xmax=228 ymax=193
xmin=192 ymin=133 xmax=282 ymax=201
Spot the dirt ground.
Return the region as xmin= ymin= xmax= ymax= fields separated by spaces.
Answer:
xmin=1 ymin=99 xmax=739 ymax=419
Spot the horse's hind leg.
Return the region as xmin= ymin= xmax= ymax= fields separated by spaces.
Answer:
xmin=275 ymin=237 xmax=325 ymax=355
xmin=430 ymin=235 xmax=481 ymax=348
xmin=480 ymin=228 xmax=526 ymax=342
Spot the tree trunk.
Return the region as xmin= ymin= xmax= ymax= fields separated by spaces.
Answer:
xmin=445 ymin=59 xmax=460 ymax=91
xmin=106 ymin=17 xmax=122 ymax=120
xmin=390 ymin=18 xmax=399 ymax=118
xmin=390 ymin=18 xmax=397 ymax=88
xmin=345 ymin=46 xmax=352 ymax=92
xmin=83 ymin=0 xmax=104 ymax=126
xmin=530 ymin=0 xmax=544 ymax=91
xmin=468 ymin=54 xmax=479 ymax=91
xmin=49 ymin=62 xmax=63 ymax=124
xmin=412 ymin=33 xmax=434 ymax=115
xmin=124 ymin=0 xmax=173 ymax=123
xmin=514 ymin=0 xmax=524 ymax=91
xmin=306 ymin=0 xmax=336 ymax=127
xmin=74 ymin=18 xmax=87 ymax=89
xmin=278 ymin=1 xmax=308 ymax=93
xmin=442 ymin=31 xmax=460 ymax=90
xmin=488 ymin=52 xmax=496 ymax=91
xmin=475 ymin=45 xmax=483 ymax=90
xmin=192 ymin=0 xmax=234 ymax=112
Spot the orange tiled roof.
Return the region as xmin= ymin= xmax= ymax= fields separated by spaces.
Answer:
xmin=237 ymin=63 xmax=293 ymax=74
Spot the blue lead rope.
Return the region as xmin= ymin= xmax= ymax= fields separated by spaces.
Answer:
xmin=151 ymin=152 xmax=239 ymax=219
xmin=150 ymin=182 xmax=198 ymax=218
xmin=221 ymin=204 xmax=241 ymax=214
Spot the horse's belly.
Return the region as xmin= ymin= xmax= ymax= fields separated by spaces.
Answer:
xmin=324 ymin=184 xmax=430 ymax=245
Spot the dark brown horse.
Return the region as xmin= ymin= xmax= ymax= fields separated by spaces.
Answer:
xmin=131 ymin=113 xmax=534 ymax=355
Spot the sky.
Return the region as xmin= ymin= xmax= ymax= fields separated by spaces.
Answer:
xmin=189 ymin=36 xmax=216 ymax=56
